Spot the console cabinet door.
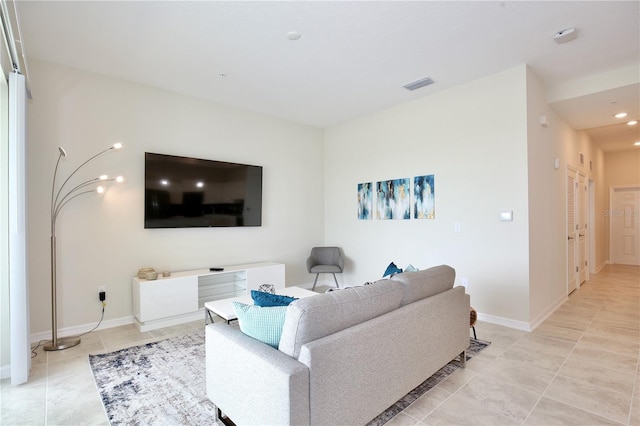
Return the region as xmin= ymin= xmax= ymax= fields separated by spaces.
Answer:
xmin=245 ymin=264 xmax=285 ymax=291
xmin=135 ymin=276 xmax=198 ymax=322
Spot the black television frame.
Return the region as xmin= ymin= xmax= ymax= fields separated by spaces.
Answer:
xmin=144 ymin=152 xmax=263 ymax=229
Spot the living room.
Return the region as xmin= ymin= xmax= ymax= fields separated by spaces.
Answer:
xmin=1 ymin=2 xmax=639 ymax=421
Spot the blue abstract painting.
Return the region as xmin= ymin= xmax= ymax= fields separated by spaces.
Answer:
xmin=376 ymin=178 xmax=410 ymax=220
xmin=357 ymin=182 xmax=373 ymax=220
xmin=414 ymin=174 xmax=435 ymax=219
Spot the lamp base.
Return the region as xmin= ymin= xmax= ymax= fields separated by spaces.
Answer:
xmin=44 ymin=336 xmax=81 ymax=351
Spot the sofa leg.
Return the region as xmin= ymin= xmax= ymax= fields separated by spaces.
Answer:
xmin=459 ymin=350 xmax=467 ymax=368
xmin=216 ymin=407 xmax=236 ymax=426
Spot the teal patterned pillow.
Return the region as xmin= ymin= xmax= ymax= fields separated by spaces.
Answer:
xmin=231 ymin=302 xmax=288 ymax=348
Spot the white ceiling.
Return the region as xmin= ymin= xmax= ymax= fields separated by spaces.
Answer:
xmin=14 ymin=1 xmax=640 ymax=152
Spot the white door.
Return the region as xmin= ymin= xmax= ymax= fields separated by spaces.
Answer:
xmin=611 ymin=187 xmax=640 ymax=265
xmin=578 ymin=173 xmax=588 ymax=284
xmin=566 ymin=169 xmax=577 ymax=293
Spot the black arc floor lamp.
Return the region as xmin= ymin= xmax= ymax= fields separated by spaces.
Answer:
xmin=44 ymin=143 xmax=124 ymax=351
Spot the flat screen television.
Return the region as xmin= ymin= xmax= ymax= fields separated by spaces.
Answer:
xmin=144 ymin=152 xmax=262 ymax=228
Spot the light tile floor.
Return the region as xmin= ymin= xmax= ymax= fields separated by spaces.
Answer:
xmin=1 ymin=264 xmax=638 ymax=425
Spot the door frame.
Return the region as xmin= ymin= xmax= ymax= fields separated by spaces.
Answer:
xmin=609 ymin=185 xmax=640 ymax=265
xmin=578 ymin=171 xmax=589 ymax=285
xmin=589 ymin=178 xmax=596 ymax=274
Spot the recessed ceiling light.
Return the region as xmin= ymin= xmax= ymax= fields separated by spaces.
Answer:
xmin=635 ymin=141 xmax=640 ymax=146
xmin=627 ymin=120 xmax=638 ymax=126
xmin=614 ymin=112 xmax=628 ymax=118
xmin=287 ymin=31 xmax=301 ymax=41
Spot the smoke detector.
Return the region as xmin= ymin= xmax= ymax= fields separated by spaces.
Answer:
xmin=553 ymin=27 xmax=577 ymax=44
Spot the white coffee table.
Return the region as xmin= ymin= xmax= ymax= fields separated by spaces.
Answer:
xmin=204 ymin=286 xmax=318 ymax=323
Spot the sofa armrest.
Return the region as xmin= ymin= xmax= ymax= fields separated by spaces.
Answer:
xmin=206 ymin=322 xmax=310 ymax=426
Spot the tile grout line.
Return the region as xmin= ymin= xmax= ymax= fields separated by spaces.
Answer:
xmin=627 ymin=346 xmax=640 ymax=426
xmin=520 ymin=291 xmax=603 ymax=425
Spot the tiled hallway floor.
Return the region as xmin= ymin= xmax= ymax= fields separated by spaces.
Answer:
xmin=1 ymin=264 xmax=638 ymax=425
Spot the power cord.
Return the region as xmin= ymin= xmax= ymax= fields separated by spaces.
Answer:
xmin=77 ymin=301 xmax=106 ymax=337
xmin=30 ymin=301 xmax=106 ymax=359
xmin=31 ymin=340 xmax=47 ymax=359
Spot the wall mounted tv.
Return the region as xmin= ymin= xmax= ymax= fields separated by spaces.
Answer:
xmin=144 ymin=152 xmax=263 ymax=228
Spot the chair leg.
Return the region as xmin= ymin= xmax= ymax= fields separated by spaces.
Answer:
xmin=332 ymin=273 xmax=340 ymax=288
xmin=312 ymin=273 xmax=320 ymax=291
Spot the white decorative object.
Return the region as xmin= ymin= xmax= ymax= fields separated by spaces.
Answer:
xmin=258 ymin=283 xmax=276 ymax=294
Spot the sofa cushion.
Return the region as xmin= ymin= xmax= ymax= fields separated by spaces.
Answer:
xmin=251 ymin=290 xmax=298 ymax=307
xmin=232 ymin=302 xmax=288 ymax=348
xmin=278 ymin=280 xmax=403 ymax=358
xmin=390 ymin=264 xmax=455 ymax=306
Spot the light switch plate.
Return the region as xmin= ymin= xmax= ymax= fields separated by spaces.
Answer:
xmin=500 ymin=211 xmax=513 ymax=221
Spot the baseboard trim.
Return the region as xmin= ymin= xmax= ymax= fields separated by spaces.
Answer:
xmin=529 ymin=295 xmax=568 ymax=331
xmin=594 ymin=262 xmax=607 ymax=273
xmin=30 ymin=315 xmax=135 ymax=344
xmin=476 ymin=312 xmax=532 ymax=332
xmin=134 ymin=311 xmax=203 ymax=332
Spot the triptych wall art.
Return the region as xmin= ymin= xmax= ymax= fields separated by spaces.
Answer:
xmin=357 ymin=175 xmax=435 ymax=220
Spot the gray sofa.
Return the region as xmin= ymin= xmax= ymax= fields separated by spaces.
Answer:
xmin=205 ymin=265 xmax=470 ymax=426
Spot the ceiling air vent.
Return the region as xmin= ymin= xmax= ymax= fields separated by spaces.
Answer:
xmin=403 ymin=76 xmax=435 ymax=91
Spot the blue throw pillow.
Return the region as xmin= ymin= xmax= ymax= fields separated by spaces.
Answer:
xmin=383 ymin=262 xmax=403 ymax=277
xmin=232 ymin=302 xmax=288 ymax=348
xmin=251 ymin=290 xmax=298 ymax=307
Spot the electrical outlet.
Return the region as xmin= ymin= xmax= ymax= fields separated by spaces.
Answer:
xmin=98 ymin=286 xmax=107 ymax=302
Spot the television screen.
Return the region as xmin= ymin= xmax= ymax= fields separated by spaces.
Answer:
xmin=144 ymin=152 xmax=262 ymax=228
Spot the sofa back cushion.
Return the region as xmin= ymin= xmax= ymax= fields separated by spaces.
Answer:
xmin=278 ymin=280 xmax=403 ymax=358
xmin=390 ymin=264 xmax=455 ymax=306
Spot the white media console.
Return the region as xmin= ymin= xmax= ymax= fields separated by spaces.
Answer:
xmin=131 ymin=261 xmax=285 ymax=331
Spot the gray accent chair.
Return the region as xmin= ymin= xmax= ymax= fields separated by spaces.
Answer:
xmin=306 ymin=246 xmax=344 ymax=291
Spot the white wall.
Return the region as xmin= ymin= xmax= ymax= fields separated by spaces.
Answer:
xmin=25 ymin=60 xmax=325 ymax=336
xmin=526 ymin=68 xmax=578 ymax=325
xmin=324 ymin=66 xmax=532 ymax=326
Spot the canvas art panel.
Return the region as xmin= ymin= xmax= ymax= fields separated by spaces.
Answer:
xmin=376 ymin=178 xmax=410 ymax=220
xmin=414 ymin=174 xmax=435 ymax=219
xmin=357 ymin=182 xmax=373 ymax=220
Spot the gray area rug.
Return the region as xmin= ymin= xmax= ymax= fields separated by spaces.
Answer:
xmin=89 ymin=330 xmax=489 ymax=426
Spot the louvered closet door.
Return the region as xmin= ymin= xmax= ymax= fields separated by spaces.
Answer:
xmin=578 ymin=173 xmax=588 ymax=284
xmin=567 ymin=170 xmax=577 ymax=293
